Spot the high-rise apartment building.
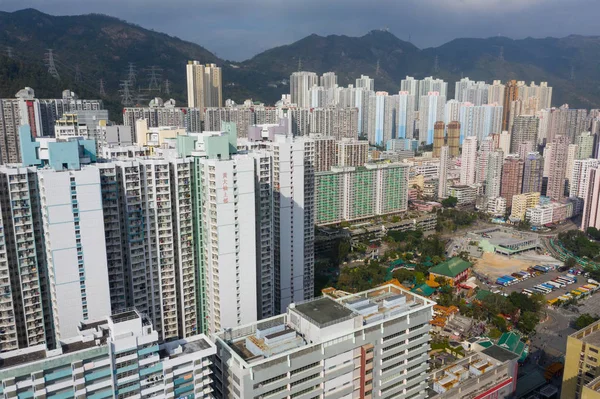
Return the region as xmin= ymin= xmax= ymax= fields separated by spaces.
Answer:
xmin=511 ymin=115 xmax=539 ymax=153
xmin=311 ymin=107 xmax=359 ymax=140
xmin=576 ymin=131 xmax=595 ymax=160
xmin=488 ymin=80 xmax=505 ymax=106
xmin=582 ymin=168 xmax=600 ymax=232
xmin=566 ymin=144 xmax=579 ymax=180
xmin=398 ymin=91 xmax=416 ymax=139
xmin=502 ymin=80 xmax=519 ymax=131
xmin=320 ymin=72 xmax=338 ymax=90
xmin=522 ymin=152 xmax=544 ymax=193
xmin=356 ymin=74 xmax=375 ymax=91
xmin=314 ymin=163 xmax=409 ymax=225
xmin=312 ymin=135 xmax=337 ymax=172
xmin=187 ymin=61 xmax=222 ymax=114
xmin=460 ymin=136 xmax=477 ymax=185
xmin=123 ymin=98 xmax=201 ymax=138
xmin=458 ymin=103 xmax=503 ymax=143
xmin=433 ymin=121 xmax=445 ymax=157
xmin=475 ymin=136 xmax=496 ymax=185
xmin=291 ymin=72 xmax=319 ymax=107
xmin=419 ymin=76 xmax=448 ymax=99
xmin=400 ymin=76 xmax=419 ymax=100
xmin=439 ymin=145 xmax=450 ymax=199
xmin=571 ymin=159 xmax=599 ymax=199
xmin=419 ymin=92 xmax=445 ymax=144
xmin=486 ymin=150 xmax=505 ymax=198
xmin=517 ymin=141 xmax=535 ymax=161
xmin=447 ymin=121 xmax=460 ymax=157
xmin=547 ymin=135 xmax=569 ymax=201
xmin=454 ymin=78 xmax=489 ymax=105
xmin=212 ymin=283 xmax=434 ymax=399
xmin=510 ymin=192 xmax=541 ymax=221
xmin=336 ymin=138 xmax=368 ymax=167
xmin=500 ymin=155 xmax=524 ymax=207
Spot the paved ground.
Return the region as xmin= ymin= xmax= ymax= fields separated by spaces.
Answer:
xmin=492 ymin=270 xmax=583 ymax=300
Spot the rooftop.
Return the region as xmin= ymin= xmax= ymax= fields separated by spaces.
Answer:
xmin=216 ymin=284 xmax=435 ymax=367
xmin=572 ymin=318 xmax=600 ymax=346
xmin=294 ymin=297 xmax=356 ymax=327
xmin=429 ymin=257 xmax=472 ymax=278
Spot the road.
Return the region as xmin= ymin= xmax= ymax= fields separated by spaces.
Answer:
xmin=530 ymin=307 xmax=577 ymax=364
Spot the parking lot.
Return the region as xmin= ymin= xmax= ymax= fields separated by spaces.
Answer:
xmin=492 ymin=270 xmax=586 ymax=300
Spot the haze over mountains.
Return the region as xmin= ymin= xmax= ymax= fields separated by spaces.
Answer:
xmin=1 ymin=8 xmax=600 ymax=115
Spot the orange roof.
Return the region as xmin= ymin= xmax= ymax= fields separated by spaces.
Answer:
xmin=380 ymin=278 xmax=410 ymax=291
xmin=430 ymin=317 xmax=447 ymax=327
xmin=426 ymin=280 xmax=440 ymax=288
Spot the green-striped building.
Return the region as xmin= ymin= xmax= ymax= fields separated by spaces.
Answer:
xmin=315 ymin=163 xmax=409 ymax=225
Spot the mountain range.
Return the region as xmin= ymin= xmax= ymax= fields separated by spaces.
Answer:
xmin=1 ymin=8 xmax=600 ymax=121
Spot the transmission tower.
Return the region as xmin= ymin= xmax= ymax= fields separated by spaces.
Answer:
xmin=498 ymin=46 xmax=504 ymax=61
xmin=433 ymin=55 xmax=439 ymax=74
xmin=145 ymin=66 xmax=163 ymax=91
xmin=375 ymin=59 xmax=380 ymax=76
xmin=126 ymin=62 xmax=137 ymax=86
xmin=75 ymin=64 xmax=82 ymax=84
xmin=5 ymin=46 xmax=13 ymax=59
xmin=133 ymin=86 xmax=148 ymax=106
xmin=99 ymin=79 xmax=107 ymax=96
xmin=119 ymin=80 xmax=134 ymax=106
xmin=297 ymin=57 xmax=302 ymax=71
xmin=164 ymin=79 xmax=171 ymax=95
xmin=44 ymin=49 xmax=61 ymax=80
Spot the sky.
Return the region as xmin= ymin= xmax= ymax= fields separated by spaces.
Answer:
xmin=0 ymin=0 xmax=598 ymax=61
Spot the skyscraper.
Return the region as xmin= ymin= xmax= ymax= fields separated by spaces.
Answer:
xmin=576 ymin=131 xmax=595 ymax=159
xmin=486 ymin=150 xmax=505 ymax=198
xmin=476 ymin=136 xmax=496 ymax=184
xmin=290 ymin=71 xmax=319 ymax=107
xmin=500 ymin=155 xmax=524 ymax=207
xmin=400 ymin=76 xmax=419 ymax=99
xmin=418 ymin=92 xmax=445 ymax=144
xmin=320 ymin=72 xmax=337 ymax=90
xmin=433 ymin=121 xmax=445 ymax=157
xmin=582 ymin=168 xmax=600 ymax=232
xmin=187 ymin=61 xmax=205 ymax=110
xmin=460 ymin=136 xmax=477 ymax=185
xmin=454 ymin=78 xmax=489 ymax=105
xmin=439 ymin=145 xmax=450 ymax=199
xmin=570 ymin=159 xmax=599 ymax=199
xmin=203 ymin=63 xmax=222 ymax=108
xmin=517 ymin=141 xmax=534 ymax=160
xmin=566 ymin=144 xmax=579 ymax=179
xmin=447 ymin=121 xmax=461 ymax=157
xmin=511 ymin=115 xmax=539 ymax=153
xmin=458 ymin=103 xmax=503 ymax=143
xmin=547 ymin=135 xmax=569 ymax=201
xmin=502 ymin=80 xmax=519 ymax=131
xmin=522 ymin=152 xmax=544 ymax=193
xmin=419 ymin=76 xmax=448 ymax=99
xmin=488 ymin=80 xmax=505 ymax=106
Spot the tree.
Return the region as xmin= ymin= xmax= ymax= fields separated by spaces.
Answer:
xmin=575 ymin=314 xmax=599 ymax=329
xmin=492 ymin=315 xmax=508 ymax=332
xmin=457 ymin=251 xmax=471 ymax=262
xmin=392 ymin=268 xmax=415 ymax=285
xmin=518 ymin=311 xmax=539 ymax=335
xmin=441 ymin=196 xmax=458 ymax=208
xmin=564 ymin=257 xmax=577 ymax=270
xmin=587 ymin=227 xmax=600 ymax=241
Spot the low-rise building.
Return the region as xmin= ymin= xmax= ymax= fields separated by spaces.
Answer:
xmin=428 ymin=257 xmax=472 ymax=286
xmin=510 ymin=192 xmax=541 ymax=222
xmin=448 ymin=185 xmax=478 ymax=205
xmin=429 ymin=346 xmax=519 ymax=398
xmin=212 ymin=284 xmax=435 ymax=399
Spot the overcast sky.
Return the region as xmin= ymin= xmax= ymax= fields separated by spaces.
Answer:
xmin=1 ymin=0 xmax=597 ymax=61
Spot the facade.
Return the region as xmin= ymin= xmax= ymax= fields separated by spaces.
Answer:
xmin=459 ymin=136 xmax=477 ymax=185
xmin=458 ymin=103 xmax=503 ymax=143
xmin=398 ymin=91 xmax=416 ymax=139
xmin=571 ymin=159 xmax=599 ymax=199
xmin=418 ymin=92 xmax=445 ymax=145
xmin=547 ymin=135 xmax=569 ymax=201
xmin=576 ymin=131 xmax=595 ymax=160
xmin=312 ymin=135 xmax=337 ymax=172
xmin=454 ymin=78 xmax=489 ymax=105
xmin=447 ymin=121 xmax=460 ymax=157
xmin=186 ymin=61 xmax=222 ymax=112
xmin=485 ymin=150 xmax=504 ymax=199
xmin=37 ymin=168 xmax=112 ymax=343
xmin=562 ymin=319 xmax=600 ymax=399
xmin=315 ymin=163 xmax=409 ymax=225
xmin=432 ymin=121 xmax=445 ymax=157
xmin=500 ymin=155 xmax=524 ymax=208
xmin=337 ymin=139 xmax=369 ymax=168
xmin=212 ymin=284 xmax=434 ymax=399
xmin=502 ymin=80 xmax=519 ymax=131
xmin=510 ymin=115 xmax=539 ymax=153
xmin=438 ymin=146 xmax=450 ymax=199
xmin=582 ymin=168 xmax=600 ymax=232
xmin=522 ymin=152 xmax=544 ymax=193
xmin=0 ymin=309 xmax=215 ymax=399
xmin=510 ymin=192 xmax=541 ymax=222
xmin=311 ymin=107 xmax=359 ymax=140
xmin=448 ymin=185 xmax=478 ymax=205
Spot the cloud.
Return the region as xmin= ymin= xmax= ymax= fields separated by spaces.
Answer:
xmin=0 ymin=0 xmax=597 ymax=60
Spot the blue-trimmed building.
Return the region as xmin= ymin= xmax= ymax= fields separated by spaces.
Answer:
xmin=0 ymin=309 xmax=215 ymax=399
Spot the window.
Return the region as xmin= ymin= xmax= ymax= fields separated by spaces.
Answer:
xmin=383 ymin=330 xmax=405 ymax=343
xmin=290 ymin=373 xmax=319 ymax=387
xmin=291 ymin=362 xmax=320 ymax=376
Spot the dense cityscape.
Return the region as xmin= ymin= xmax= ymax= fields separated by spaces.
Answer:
xmin=1 ymin=24 xmax=600 ymax=399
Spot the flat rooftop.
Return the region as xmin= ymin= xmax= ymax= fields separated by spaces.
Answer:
xmin=574 ymin=319 xmax=600 ymax=346
xmin=294 ymin=297 xmax=356 ymax=327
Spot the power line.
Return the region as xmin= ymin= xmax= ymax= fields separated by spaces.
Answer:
xmin=433 ymin=55 xmax=439 ymax=74
xmin=164 ymin=79 xmax=171 ymax=96
xmin=126 ymin=62 xmax=137 ymax=86
xmin=375 ymin=59 xmax=380 ymax=76
xmin=297 ymin=57 xmax=302 ymax=71
xmin=44 ymin=49 xmax=60 ymax=80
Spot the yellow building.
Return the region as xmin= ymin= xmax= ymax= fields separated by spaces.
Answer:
xmin=409 ymin=174 xmax=425 ymax=190
xmin=135 ymin=119 xmax=185 ymax=152
xmin=562 ymin=319 xmax=600 ymax=398
xmin=510 ymin=192 xmax=541 ymax=221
